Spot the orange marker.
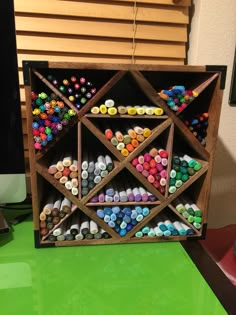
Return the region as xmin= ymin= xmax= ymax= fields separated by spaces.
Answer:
xmin=127 ymin=129 xmax=137 ymax=139
xmin=136 ymin=134 xmax=145 ymax=143
xmin=105 ymin=129 xmax=113 ymax=140
xmin=149 ymin=148 xmax=158 ymax=157
xmin=131 ymin=139 xmax=139 ymax=148
xmin=126 ymin=143 xmax=135 ymax=152
xmin=115 ymin=131 xmax=124 ymax=142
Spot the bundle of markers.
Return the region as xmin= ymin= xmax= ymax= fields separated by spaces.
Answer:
xmin=90 ymin=99 xmax=164 ymax=116
xmin=47 ymin=212 xmax=110 ymax=242
xmin=172 ymin=196 xmax=202 ymax=229
xmin=81 ymin=154 xmax=114 ymax=196
xmin=31 ymin=91 xmax=76 ymax=150
xmin=96 ymin=205 xmax=150 ymax=237
xmin=47 ymin=74 xmax=97 ymax=110
xmin=131 ymin=147 xmax=168 ymax=195
xmin=181 ymin=112 xmax=209 ymax=146
xmin=48 ymin=156 xmax=78 ymax=196
xmin=39 ymin=196 xmax=74 ymax=238
xmin=135 ymin=213 xmax=195 ymax=238
xmin=89 ymin=183 xmax=157 ymax=203
xmin=105 ymin=125 xmax=152 ymax=157
xmin=159 ymin=85 xmax=198 ymax=113
xmin=169 ymin=154 xmax=202 ymax=194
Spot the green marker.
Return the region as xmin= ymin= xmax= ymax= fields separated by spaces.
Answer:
xmin=193 ymin=222 xmax=201 ymax=229
xmin=183 ymin=154 xmax=197 ymax=168
xmin=135 ymin=231 xmax=143 ymax=238
xmin=170 ymin=170 xmax=176 ymax=178
xmin=194 ymin=162 xmax=202 ymax=171
xmin=181 ymin=174 xmax=189 ymax=182
xmin=191 ymin=204 xmax=203 ymax=217
xmin=175 ymin=180 xmax=183 ymax=188
xmin=169 ymin=186 xmax=176 ymax=194
xmin=148 ymin=228 xmax=156 ymax=237
xmin=176 ymin=172 xmax=182 ymax=180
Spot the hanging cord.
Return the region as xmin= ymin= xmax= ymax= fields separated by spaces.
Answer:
xmin=131 ymin=1 xmax=138 ymax=64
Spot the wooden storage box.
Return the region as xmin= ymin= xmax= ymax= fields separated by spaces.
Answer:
xmin=23 ymin=62 xmax=226 ymax=248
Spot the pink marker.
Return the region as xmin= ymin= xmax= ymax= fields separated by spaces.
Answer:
xmin=160 ymin=169 xmax=167 ymax=178
xmin=156 ymin=163 xmax=164 ymax=172
xmin=148 ymin=175 xmax=155 ymax=183
xmin=154 ymin=155 xmax=162 ymax=164
xmin=161 ymin=158 xmax=168 ymax=166
xmin=144 ymin=153 xmax=152 ymax=162
xmin=132 ymin=158 xmax=139 ymax=167
xmin=138 ymin=156 xmax=144 ymax=164
xmin=142 ymin=169 xmax=149 ymax=178
xmin=136 ymin=164 xmax=143 ymax=172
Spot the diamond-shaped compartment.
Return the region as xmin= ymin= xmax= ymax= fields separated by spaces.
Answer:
xmin=129 ymin=124 xmax=172 ymax=198
xmin=168 ymin=126 xmax=208 ymax=196
xmin=133 ymin=207 xmax=197 ymax=239
xmin=86 ymin=169 xmax=160 ymax=205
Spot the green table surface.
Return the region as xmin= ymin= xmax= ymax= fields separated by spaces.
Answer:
xmin=0 ymin=217 xmax=227 ymax=315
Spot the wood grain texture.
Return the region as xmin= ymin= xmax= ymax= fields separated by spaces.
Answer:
xmin=23 ymin=63 xmax=224 ymax=247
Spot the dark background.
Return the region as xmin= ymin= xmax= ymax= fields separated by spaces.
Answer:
xmin=0 ymin=0 xmax=25 ymax=174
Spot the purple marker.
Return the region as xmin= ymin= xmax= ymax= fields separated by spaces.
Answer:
xmin=90 ymin=195 xmax=98 ymax=203
xmin=113 ymin=188 xmax=120 ymax=202
xmin=133 ymin=187 xmax=142 ymax=202
xmin=139 ymin=187 xmax=148 ymax=202
xmin=147 ymin=191 xmax=157 ymax=202
xmin=105 ymin=186 xmax=114 ymax=197
xmin=126 ymin=188 xmax=134 ymax=202
xmin=98 ymin=192 xmax=105 ymax=203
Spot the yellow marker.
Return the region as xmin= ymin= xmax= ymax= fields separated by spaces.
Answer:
xmin=33 ymin=108 xmax=40 ymax=115
xmin=69 ymin=96 xmax=75 ymax=102
xmin=50 ymin=100 xmax=57 ymax=107
xmin=127 ymin=107 xmax=137 ymax=116
xmin=145 ymin=107 xmax=154 ymax=115
xmin=143 ymin=128 xmax=152 ymax=138
xmin=108 ymin=107 xmax=117 ymax=115
xmin=192 ymin=90 xmax=199 ymax=97
xmin=154 ymin=107 xmax=164 ymax=116
xmin=136 ymin=107 xmax=145 ymax=115
xmin=121 ymin=148 xmax=129 ymax=157
xmin=91 ymin=106 xmax=100 ymax=114
xmin=99 ymin=104 xmax=107 ymax=114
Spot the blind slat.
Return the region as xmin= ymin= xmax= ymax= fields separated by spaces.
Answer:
xmin=16 ymin=35 xmax=185 ymax=58
xmin=14 ymin=0 xmax=189 ymax=24
xmin=107 ymin=0 xmax=191 ymax=5
xmin=15 ymin=16 xmax=187 ymax=42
